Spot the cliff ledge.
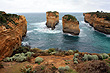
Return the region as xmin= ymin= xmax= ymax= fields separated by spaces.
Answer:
xmin=83 ymin=11 xmax=110 ymax=34
xmin=0 ymin=11 xmax=27 ymax=60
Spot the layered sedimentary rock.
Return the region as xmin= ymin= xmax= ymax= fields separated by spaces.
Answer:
xmin=0 ymin=11 xmax=27 ymax=60
xmin=62 ymin=15 xmax=80 ymax=35
xmin=46 ymin=11 xmax=59 ymax=30
xmin=83 ymin=12 xmax=110 ymax=34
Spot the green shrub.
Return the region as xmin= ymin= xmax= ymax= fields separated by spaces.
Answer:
xmin=83 ymin=54 xmax=88 ymax=61
xmin=35 ymin=57 xmax=44 ymax=63
xmin=74 ymin=50 xmax=79 ymax=53
xmin=74 ymin=61 xmax=78 ymax=64
xmin=83 ymin=54 xmax=99 ymax=61
xmin=74 ymin=53 xmax=79 ymax=57
xmin=48 ymin=48 xmax=55 ymax=53
xmin=73 ymin=57 xmax=78 ymax=61
xmin=92 ymin=55 xmax=99 ymax=60
xmin=3 ymin=57 xmax=11 ymax=62
xmin=25 ymin=52 xmax=34 ymax=57
xmin=88 ymin=54 xmax=93 ymax=60
xmin=51 ymin=52 xmax=56 ymax=55
xmin=63 ymin=15 xmax=77 ymax=22
xmin=58 ymin=66 xmax=65 ymax=71
xmin=68 ymin=50 xmax=74 ymax=53
xmin=15 ymin=56 xmax=26 ymax=62
xmin=20 ymin=65 xmax=36 ymax=73
xmin=12 ymin=46 xmax=30 ymax=55
xmin=102 ymin=53 xmax=109 ymax=59
xmin=65 ymin=65 xmax=70 ymax=70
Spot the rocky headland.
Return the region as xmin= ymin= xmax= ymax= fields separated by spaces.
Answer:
xmin=83 ymin=11 xmax=110 ymax=34
xmin=0 ymin=11 xmax=27 ymax=60
xmin=46 ymin=11 xmax=59 ymax=30
xmin=62 ymin=15 xmax=80 ymax=35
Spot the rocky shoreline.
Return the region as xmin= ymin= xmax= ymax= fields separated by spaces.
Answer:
xmin=0 ymin=11 xmax=110 ymax=73
xmin=83 ymin=11 xmax=110 ymax=34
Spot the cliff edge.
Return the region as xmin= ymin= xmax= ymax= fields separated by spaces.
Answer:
xmin=0 ymin=11 xmax=27 ymax=60
xmin=62 ymin=15 xmax=80 ymax=35
xmin=46 ymin=11 xmax=59 ymax=30
xmin=83 ymin=11 xmax=110 ymax=34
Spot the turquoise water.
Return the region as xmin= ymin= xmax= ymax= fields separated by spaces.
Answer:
xmin=18 ymin=13 xmax=110 ymax=53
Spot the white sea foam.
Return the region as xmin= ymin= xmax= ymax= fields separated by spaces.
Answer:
xmin=21 ymin=42 xmax=29 ymax=46
xmin=79 ymin=29 xmax=87 ymax=37
xmin=81 ymin=21 xmax=92 ymax=27
xmin=34 ymin=28 xmax=61 ymax=34
xmin=29 ymin=21 xmax=62 ymax=34
xmin=106 ymin=35 xmax=110 ymax=37
xmin=27 ymin=30 xmax=33 ymax=33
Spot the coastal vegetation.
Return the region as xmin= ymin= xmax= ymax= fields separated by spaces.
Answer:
xmin=63 ymin=14 xmax=77 ymax=22
xmin=47 ymin=11 xmax=59 ymax=17
xmin=0 ymin=46 xmax=110 ymax=73
xmin=87 ymin=11 xmax=110 ymax=21
xmin=0 ymin=11 xmax=19 ymax=29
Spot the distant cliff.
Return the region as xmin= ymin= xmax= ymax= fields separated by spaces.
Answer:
xmin=62 ymin=15 xmax=80 ymax=35
xmin=0 ymin=11 xmax=27 ymax=60
xmin=46 ymin=11 xmax=59 ymax=30
xmin=83 ymin=11 xmax=110 ymax=34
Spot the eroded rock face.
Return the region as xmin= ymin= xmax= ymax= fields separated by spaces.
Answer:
xmin=46 ymin=11 xmax=59 ymax=30
xmin=62 ymin=15 xmax=80 ymax=35
xmin=83 ymin=12 xmax=110 ymax=34
xmin=0 ymin=11 xmax=27 ymax=60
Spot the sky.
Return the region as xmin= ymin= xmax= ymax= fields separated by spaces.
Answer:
xmin=0 ymin=0 xmax=110 ymax=13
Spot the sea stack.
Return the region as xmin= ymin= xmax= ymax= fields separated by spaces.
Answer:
xmin=0 ymin=11 xmax=27 ymax=60
xmin=46 ymin=11 xmax=59 ymax=30
xmin=83 ymin=11 xmax=110 ymax=34
xmin=62 ymin=15 xmax=80 ymax=35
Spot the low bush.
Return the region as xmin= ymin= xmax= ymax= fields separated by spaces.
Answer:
xmin=74 ymin=61 xmax=78 ymax=64
xmin=20 ymin=65 xmax=36 ymax=73
xmin=35 ymin=57 xmax=44 ymax=63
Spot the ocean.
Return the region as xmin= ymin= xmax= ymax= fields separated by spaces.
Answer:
xmin=17 ymin=13 xmax=110 ymax=53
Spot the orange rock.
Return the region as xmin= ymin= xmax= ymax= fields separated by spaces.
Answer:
xmin=46 ymin=11 xmax=59 ymax=30
xmin=0 ymin=14 xmax=27 ymax=61
xmin=83 ymin=13 xmax=110 ymax=34
xmin=62 ymin=15 xmax=80 ymax=35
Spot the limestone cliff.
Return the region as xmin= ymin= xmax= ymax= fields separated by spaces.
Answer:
xmin=46 ymin=11 xmax=59 ymax=30
xmin=83 ymin=12 xmax=110 ymax=34
xmin=62 ymin=15 xmax=80 ymax=35
xmin=0 ymin=11 xmax=27 ymax=60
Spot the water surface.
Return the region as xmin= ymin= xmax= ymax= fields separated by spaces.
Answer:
xmin=17 ymin=13 xmax=110 ymax=53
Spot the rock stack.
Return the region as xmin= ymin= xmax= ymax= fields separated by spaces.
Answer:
xmin=46 ymin=11 xmax=59 ymax=30
xmin=62 ymin=15 xmax=80 ymax=35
